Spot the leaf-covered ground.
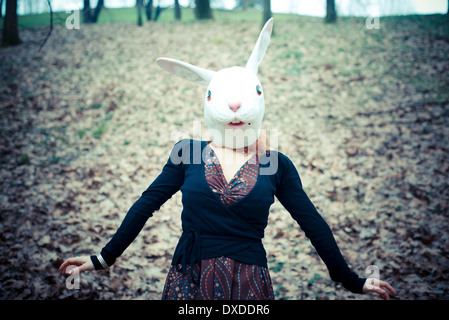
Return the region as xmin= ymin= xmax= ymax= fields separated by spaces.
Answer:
xmin=1 ymin=13 xmax=448 ymax=300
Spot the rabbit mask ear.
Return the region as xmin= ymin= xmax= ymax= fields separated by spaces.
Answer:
xmin=245 ymin=18 xmax=274 ymax=75
xmin=156 ymin=57 xmax=216 ymax=85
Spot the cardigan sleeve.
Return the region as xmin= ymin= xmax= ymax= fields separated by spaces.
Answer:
xmin=92 ymin=140 xmax=187 ymax=268
xmin=275 ymin=153 xmax=366 ymax=294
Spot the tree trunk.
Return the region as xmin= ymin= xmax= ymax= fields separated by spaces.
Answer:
xmin=0 ymin=0 xmax=4 ymax=19
xmin=38 ymin=0 xmax=53 ymax=51
xmin=137 ymin=0 xmax=143 ymax=26
xmin=174 ymin=0 xmax=181 ymax=20
xmin=154 ymin=6 xmax=166 ymax=21
xmin=83 ymin=0 xmax=91 ymax=23
xmin=325 ymin=0 xmax=337 ymax=23
xmin=84 ymin=0 xmax=103 ymax=23
xmin=2 ymin=0 xmax=22 ymax=47
xmin=263 ymin=0 xmax=271 ymax=26
xmin=195 ymin=0 xmax=213 ymax=20
xmin=91 ymin=0 xmax=104 ymax=23
xmin=145 ymin=0 xmax=153 ymax=20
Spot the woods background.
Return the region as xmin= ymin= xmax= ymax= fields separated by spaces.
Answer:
xmin=1 ymin=0 xmax=448 ymax=300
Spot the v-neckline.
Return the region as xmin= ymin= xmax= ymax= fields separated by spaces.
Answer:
xmin=201 ymin=141 xmax=262 ymax=209
xmin=207 ymin=143 xmax=257 ymax=185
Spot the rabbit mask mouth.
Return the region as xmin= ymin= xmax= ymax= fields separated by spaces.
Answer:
xmin=228 ymin=121 xmax=245 ymax=127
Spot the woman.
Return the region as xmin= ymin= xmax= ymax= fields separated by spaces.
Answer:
xmin=59 ymin=138 xmax=395 ymax=300
xmin=60 ymin=18 xmax=395 ymax=300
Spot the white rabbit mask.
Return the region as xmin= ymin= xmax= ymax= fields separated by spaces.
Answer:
xmin=156 ymin=18 xmax=273 ymax=149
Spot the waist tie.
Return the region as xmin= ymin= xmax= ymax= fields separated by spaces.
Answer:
xmin=173 ymin=231 xmax=262 ymax=284
xmin=174 ymin=231 xmax=201 ymax=283
xmin=175 ymin=231 xmax=201 ymax=283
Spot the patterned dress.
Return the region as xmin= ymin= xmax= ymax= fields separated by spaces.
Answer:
xmin=161 ymin=144 xmax=275 ymax=300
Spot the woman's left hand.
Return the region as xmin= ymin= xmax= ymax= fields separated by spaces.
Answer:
xmin=363 ymin=278 xmax=396 ymax=300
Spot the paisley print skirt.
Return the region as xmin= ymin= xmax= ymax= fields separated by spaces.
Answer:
xmin=161 ymin=256 xmax=275 ymax=300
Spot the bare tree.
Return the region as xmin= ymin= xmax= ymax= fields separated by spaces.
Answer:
xmin=325 ymin=0 xmax=337 ymax=23
xmin=38 ymin=0 xmax=53 ymax=52
xmin=239 ymin=0 xmax=248 ymax=10
xmin=237 ymin=0 xmax=263 ymax=10
xmin=263 ymin=0 xmax=271 ymax=26
xmin=174 ymin=0 xmax=181 ymax=20
xmin=195 ymin=0 xmax=213 ymax=20
xmin=84 ymin=0 xmax=104 ymax=23
xmin=91 ymin=0 xmax=104 ymax=23
xmin=145 ymin=0 xmax=153 ymax=20
xmin=83 ymin=0 xmax=90 ymax=23
xmin=2 ymin=0 xmax=21 ymax=47
xmin=137 ymin=0 xmax=143 ymax=26
xmin=154 ymin=5 xmax=166 ymax=21
xmin=236 ymin=0 xmax=243 ymax=9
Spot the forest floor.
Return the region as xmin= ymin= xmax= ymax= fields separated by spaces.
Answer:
xmin=1 ymin=12 xmax=449 ymax=300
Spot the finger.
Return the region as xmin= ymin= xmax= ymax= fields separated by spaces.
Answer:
xmin=381 ymin=281 xmax=396 ymax=296
xmin=59 ymin=257 xmax=84 ymax=272
xmin=380 ymin=288 xmax=390 ymax=300
xmin=379 ymin=287 xmax=390 ymax=300
xmin=59 ymin=260 xmax=71 ymax=271
xmin=372 ymin=287 xmax=389 ymax=300
xmin=64 ymin=265 xmax=79 ymax=275
xmin=59 ymin=257 xmax=82 ymax=270
xmin=59 ymin=260 xmax=71 ymax=272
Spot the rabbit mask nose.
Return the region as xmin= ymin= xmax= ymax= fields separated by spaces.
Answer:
xmin=228 ymin=101 xmax=241 ymax=113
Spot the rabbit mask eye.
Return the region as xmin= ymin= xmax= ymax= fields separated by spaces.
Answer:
xmin=256 ymin=85 xmax=262 ymax=96
xmin=207 ymin=90 xmax=212 ymax=102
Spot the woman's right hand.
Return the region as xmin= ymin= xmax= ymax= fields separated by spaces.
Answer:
xmin=59 ymin=256 xmax=94 ymax=275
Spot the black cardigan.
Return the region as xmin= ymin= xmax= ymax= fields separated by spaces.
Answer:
xmin=91 ymin=139 xmax=366 ymax=294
